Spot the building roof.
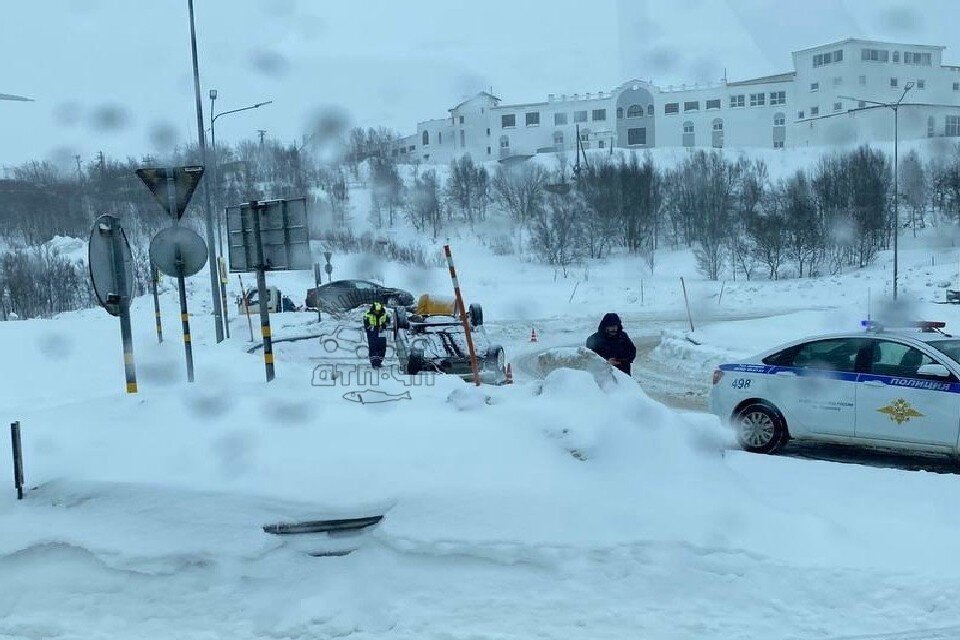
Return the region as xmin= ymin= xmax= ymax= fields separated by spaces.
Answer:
xmin=727 ymin=71 xmax=796 ymax=87
xmin=792 ymin=37 xmax=945 ymax=55
xmin=448 ymin=91 xmax=500 ymax=112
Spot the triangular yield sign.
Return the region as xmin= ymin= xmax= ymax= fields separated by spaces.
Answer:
xmin=136 ymin=166 xmax=205 ymax=219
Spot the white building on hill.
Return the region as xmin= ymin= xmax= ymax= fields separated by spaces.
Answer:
xmin=394 ymin=38 xmax=960 ymax=164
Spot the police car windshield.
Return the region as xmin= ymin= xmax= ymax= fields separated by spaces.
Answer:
xmin=926 ymin=340 xmax=960 ymax=364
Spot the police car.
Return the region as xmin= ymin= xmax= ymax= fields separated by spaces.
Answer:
xmin=710 ymin=321 xmax=960 ymax=456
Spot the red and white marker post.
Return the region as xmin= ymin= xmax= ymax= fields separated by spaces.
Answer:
xmin=443 ymin=244 xmax=481 ymax=386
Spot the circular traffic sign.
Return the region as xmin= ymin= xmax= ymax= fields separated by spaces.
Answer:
xmin=88 ymin=214 xmax=133 ymax=317
xmin=149 ymin=225 xmax=208 ymax=277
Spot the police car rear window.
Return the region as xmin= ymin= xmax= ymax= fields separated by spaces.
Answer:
xmin=762 ymin=338 xmax=868 ymax=372
xmin=928 ymin=340 xmax=960 ymax=365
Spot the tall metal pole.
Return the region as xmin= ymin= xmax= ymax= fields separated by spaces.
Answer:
xmin=893 ymin=105 xmax=899 ymax=301
xmin=187 ymin=0 xmax=225 ymax=343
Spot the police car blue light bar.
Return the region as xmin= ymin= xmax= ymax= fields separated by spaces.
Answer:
xmin=861 ymin=320 xmax=946 ymax=333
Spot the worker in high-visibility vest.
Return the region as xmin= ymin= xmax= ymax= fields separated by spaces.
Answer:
xmin=362 ymin=302 xmax=389 ymax=368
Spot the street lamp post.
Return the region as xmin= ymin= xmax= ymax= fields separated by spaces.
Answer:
xmin=186 ymin=0 xmax=224 ymax=343
xmin=839 ymin=82 xmax=914 ymax=300
xmin=207 ymin=92 xmax=273 ymax=340
xmin=208 ymin=96 xmax=273 ymax=253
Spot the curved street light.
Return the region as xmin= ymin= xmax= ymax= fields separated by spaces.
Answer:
xmin=838 ymin=82 xmax=914 ymax=300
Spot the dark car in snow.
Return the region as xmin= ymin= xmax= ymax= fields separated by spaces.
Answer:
xmin=306 ymin=279 xmax=415 ymax=314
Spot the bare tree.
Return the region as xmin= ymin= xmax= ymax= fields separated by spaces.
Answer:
xmin=492 ymin=162 xmax=549 ymax=255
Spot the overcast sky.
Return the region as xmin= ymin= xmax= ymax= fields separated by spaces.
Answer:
xmin=1 ymin=0 xmax=958 ymax=169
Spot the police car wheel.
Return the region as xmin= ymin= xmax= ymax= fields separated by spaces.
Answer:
xmin=735 ymin=403 xmax=787 ymax=454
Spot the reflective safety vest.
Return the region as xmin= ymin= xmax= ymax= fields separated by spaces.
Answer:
xmin=363 ymin=310 xmax=388 ymax=330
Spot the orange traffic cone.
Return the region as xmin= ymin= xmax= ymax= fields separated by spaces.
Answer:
xmin=530 ymin=328 xmax=538 ymax=343
xmin=505 ymin=363 xmax=514 ymax=384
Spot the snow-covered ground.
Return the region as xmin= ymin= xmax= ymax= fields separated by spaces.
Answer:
xmin=6 ymin=221 xmax=960 ymax=638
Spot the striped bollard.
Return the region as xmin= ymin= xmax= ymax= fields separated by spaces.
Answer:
xmin=443 ymin=244 xmax=480 ymax=386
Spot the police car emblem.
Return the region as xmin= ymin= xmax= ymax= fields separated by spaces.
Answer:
xmin=877 ymin=398 xmax=924 ymax=425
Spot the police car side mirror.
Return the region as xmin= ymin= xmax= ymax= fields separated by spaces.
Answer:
xmin=917 ymin=363 xmax=952 ymax=379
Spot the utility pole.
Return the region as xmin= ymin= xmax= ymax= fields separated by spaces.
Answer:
xmin=258 ymin=129 xmax=266 ymax=146
xmin=186 ymin=0 xmax=225 ymax=343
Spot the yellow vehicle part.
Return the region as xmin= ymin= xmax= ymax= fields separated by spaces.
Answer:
xmin=416 ymin=294 xmax=456 ymax=316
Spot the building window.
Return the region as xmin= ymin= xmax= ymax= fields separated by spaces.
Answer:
xmin=892 ymin=51 xmax=901 ymax=63
xmin=500 ymin=134 xmax=510 ymax=148
xmin=627 ymin=127 xmax=646 ymax=145
xmin=617 ymin=107 xmax=624 ymax=119
xmin=859 ymin=101 xmax=866 ymax=108
xmin=810 ymin=82 xmax=819 ymax=92
xmin=813 ymin=49 xmax=842 ymax=67
xmin=711 ymin=118 xmax=723 ymax=148
xmin=592 ymin=109 xmax=606 ymax=121
xmin=769 ymin=91 xmax=786 ymax=105
xmin=750 ymin=93 xmax=765 ymax=106
xmin=598 ymin=140 xmax=605 ymax=149
xmin=682 ymin=121 xmax=694 ymax=147
xmin=554 ymin=112 xmax=567 ymax=125
xmin=729 ymin=94 xmax=745 ymax=108
xmin=798 ymin=110 xmax=805 ymax=119
xmin=684 ymin=100 xmax=700 ymax=112
xmin=810 ymin=106 xmax=819 ymax=116
xmin=460 ymin=130 xmax=465 ymax=146
xmin=647 ymin=104 xmax=654 ymax=116
xmin=627 ymin=104 xmax=643 ymax=118
xmin=833 ymin=102 xmax=842 ymax=112
xmin=423 ymin=154 xmax=429 ymax=160
xmin=917 ymin=79 xmax=926 ymax=89
xmin=574 ymin=110 xmax=588 ymax=123
xmin=422 ymin=130 xmax=429 ymax=146
xmin=486 ymin=128 xmax=491 ymax=136
xmin=664 ymin=102 xmax=679 ymax=114
xmin=772 ymin=112 xmax=786 ymax=148
xmin=859 ymin=75 xmax=867 ymax=85
xmin=862 ymin=48 xmax=890 ymax=62
xmin=526 ymin=111 xmax=540 ymax=126
xmin=487 ymin=146 xmax=491 ymax=155
xmin=553 ymin=130 xmax=563 ymax=146
xmin=905 ymin=51 xmax=933 ymax=66
xmin=954 ymin=82 xmax=960 ymax=91
xmin=459 ymin=115 xmax=464 ymax=124
xmin=947 ymin=115 xmax=960 ymax=137
xmin=928 ymin=116 xmax=936 ymax=138
xmin=501 ymin=114 xmax=516 ymax=128
xmin=579 ymin=129 xmax=589 ymax=142
xmin=706 ymin=99 xmax=721 ymax=110
xmin=438 ymin=132 xmax=442 ymax=144
xmin=890 ymin=77 xmax=898 ymax=88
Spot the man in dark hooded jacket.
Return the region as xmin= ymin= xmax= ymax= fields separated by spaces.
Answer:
xmin=586 ymin=313 xmax=637 ymax=375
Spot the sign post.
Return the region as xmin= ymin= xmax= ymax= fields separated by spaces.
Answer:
xmin=313 ymin=262 xmax=323 ymax=322
xmin=10 ymin=421 xmax=23 ymax=500
xmin=324 ymin=250 xmax=333 ymax=283
xmin=250 ymin=202 xmax=276 ymax=382
xmin=88 ymin=214 xmax=137 ymax=394
xmin=151 ymin=265 xmax=163 ymax=343
xmin=218 ymin=257 xmax=230 ymax=339
xmin=138 ymin=166 xmax=208 ymax=383
xmin=226 ymin=197 xmax=312 ymax=382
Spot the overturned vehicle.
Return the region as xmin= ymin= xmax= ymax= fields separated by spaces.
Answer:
xmin=392 ymin=294 xmax=507 ymax=384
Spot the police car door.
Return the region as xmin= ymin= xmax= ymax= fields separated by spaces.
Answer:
xmin=779 ymin=338 xmax=867 ymax=437
xmin=855 ymin=339 xmax=960 ymax=446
